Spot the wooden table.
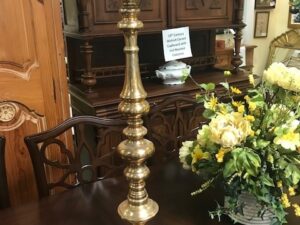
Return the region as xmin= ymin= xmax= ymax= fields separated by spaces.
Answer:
xmin=0 ymin=160 xmax=298 ymax=225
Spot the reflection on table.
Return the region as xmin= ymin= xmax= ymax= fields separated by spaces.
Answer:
xmin=0 ymin=160 xmax=298 ymax=225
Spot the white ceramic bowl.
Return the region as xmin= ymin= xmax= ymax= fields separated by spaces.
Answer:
xmin=156 ymin=60 xmax=191 ymax=85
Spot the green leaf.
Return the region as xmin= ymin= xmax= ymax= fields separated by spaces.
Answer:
xmin=288 ymin=165 xmax=300 ymax=185
xmin=220 ymin=82 xmax=229 ymax=90
xmin=251 ymin=95 xmax=264 ymax=102
xmin=246 ymin=151 xmax=261 ymax=168
xmin=278 ymin=158 xmax=288 ymax=169
xmin=195 ymin=93 xmax=205 ymax=103
xmin=199 ymin=83 xmax=215 ymax=91
xmin=181 ymin=68 xmax=189 ymax=82
xmin=261 ymin=174 xmax=275 ymax=187
xmin=223 ymin=159 xmax=236 ymax=178
xmin=256 ymin=139 xmax=270 ymax=149
xmin=203 ymin=109 xmax=215 ymax=119
xmin=231 ymin=148 xmax=261 ymax=177
xmin=199 ymin=83 xmax=208 ymax=90
xmin=292 ymin=171 xmax=300 ymax=185
xmin=206 ymin=83 xmax=216 ymax=91
xmin=285 ymin=164 xmax=293 ymax=178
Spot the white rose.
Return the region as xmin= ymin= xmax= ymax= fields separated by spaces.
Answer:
xmin=264 ymin=63 xmax=300 ymax=92
xmin=220 ymin=127 xmax=240 ymax=148
xmin=274 ymin=132 xmax=300 ymax=151
xmin=291 ymin=120 xmax=300 ymax=131
xmin=179 ymin=141 xmax=194 ymax=169
xmin=208 ymin=112 xmax=252 ymax=148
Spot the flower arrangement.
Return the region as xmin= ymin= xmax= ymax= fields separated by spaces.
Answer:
xmin=179 ymin=63 xmax=300 ymax=225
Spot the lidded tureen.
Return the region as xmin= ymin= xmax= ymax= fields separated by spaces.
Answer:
xmin=156 ymin=60 xmax=191 ymax=85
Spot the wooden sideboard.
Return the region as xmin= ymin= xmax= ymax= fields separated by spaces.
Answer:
xmin=62 ymin=0 xmax=250 ymax=167
xmin=63 ymin=0 xmax=246 ymax=90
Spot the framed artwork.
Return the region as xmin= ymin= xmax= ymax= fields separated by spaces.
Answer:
xmin=255 ymin=0 xmax=276 ymax=9
xmin=288 ymin=7 xmax=300 ymax=28
xmin=254 ymin=11 xmax=270 ymax=38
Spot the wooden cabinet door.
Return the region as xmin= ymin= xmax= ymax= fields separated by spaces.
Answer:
xmin=85 ymin=0 xmax=167 ymax=35
xmin=63 ymin=0 xmax=167 ymax=35
xmin=170 ymin=0 xmax=234 ymax=28
xmin=0 ymin=0 xmax=70 ymax=206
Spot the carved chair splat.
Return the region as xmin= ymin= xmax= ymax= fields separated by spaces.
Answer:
xmin=24 ymin=116 xmax=126 ymax=198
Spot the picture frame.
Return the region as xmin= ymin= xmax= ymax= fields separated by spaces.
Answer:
xmin=255 ymin=0 xmax=276 ymax=9
xmin=288 ymin=7 xmax=300 ymax=29
xmin=254 ymin=11 xmax=270 ymax=38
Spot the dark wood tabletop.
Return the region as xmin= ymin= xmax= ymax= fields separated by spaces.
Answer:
xmin=0 ymin=160 xmax=298 ymax=225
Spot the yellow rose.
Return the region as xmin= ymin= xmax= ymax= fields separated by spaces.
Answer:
xmin=209 ymin=112 xmax=252 ymax=148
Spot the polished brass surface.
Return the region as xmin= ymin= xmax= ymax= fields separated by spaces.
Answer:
xmin=117 ymin=0 xmax=159 ymax=224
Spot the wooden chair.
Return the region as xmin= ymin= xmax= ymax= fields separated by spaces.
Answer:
xmin=24 ymin=116 xmax=126 ymax=198
xmin=0 ymin=136 xmax=10 ymax=209
xmin=144 ymin=94 xmax=206 ymax=164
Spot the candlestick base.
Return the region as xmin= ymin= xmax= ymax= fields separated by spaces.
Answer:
xmin=118 ymin=199 xmax=159 ymax=225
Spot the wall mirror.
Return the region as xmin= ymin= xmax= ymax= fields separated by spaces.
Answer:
xmin=266 ymin=30 xmax=300 ymax=68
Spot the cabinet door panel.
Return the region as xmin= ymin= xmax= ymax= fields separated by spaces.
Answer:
xmin=171 ymin=0 xmax=234 ymax=28
xmin=92 ymin=0 xmax=167 ymax=34
xmin=0 ymin=0 xmax=70 ymax=206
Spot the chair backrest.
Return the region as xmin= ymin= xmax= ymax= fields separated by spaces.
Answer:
xmin=144 ymin=94 xmax=206 ymax=164
xmin=0 ymin=136 xmax=10 ymax=209
xmin=24 ymin=116 xmax=126 ymax=198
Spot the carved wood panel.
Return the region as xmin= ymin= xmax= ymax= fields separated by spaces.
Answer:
xmin=105 ymin=0 xmax=119 ymax=12
xmin=90 ymin=0 xmax=166 ymax=34
xmin=0 ymin=0 xmax=38 ymax=80
xmin=170 ymin=0 xmax=234 ymax=28
xmin=103 ymin=0 xmax=153 ymax=13
xmin=186 ymin=0 xmax=222 ymax=9
xmin=0 ymin=102 xmax=46 ymax=205
xmin=144 ymin=95 xmax=207 ymax=164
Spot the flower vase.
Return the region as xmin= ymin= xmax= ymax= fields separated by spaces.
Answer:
xmin=226 ymin=193 xmax=274 ymax=225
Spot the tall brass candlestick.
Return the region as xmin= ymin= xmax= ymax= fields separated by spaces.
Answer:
xmin=117 ymin=1 xmax=159 ymax=224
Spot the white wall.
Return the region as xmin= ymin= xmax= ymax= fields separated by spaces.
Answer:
xmin=243 ymin=0 xmax=291 ymax=75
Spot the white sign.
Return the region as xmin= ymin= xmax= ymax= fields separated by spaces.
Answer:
xmin=162 ymin=27 xmax=192 ymax=62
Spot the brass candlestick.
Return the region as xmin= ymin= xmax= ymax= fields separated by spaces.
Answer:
xmin=117 ymin=0 xmax=158 ymax=225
